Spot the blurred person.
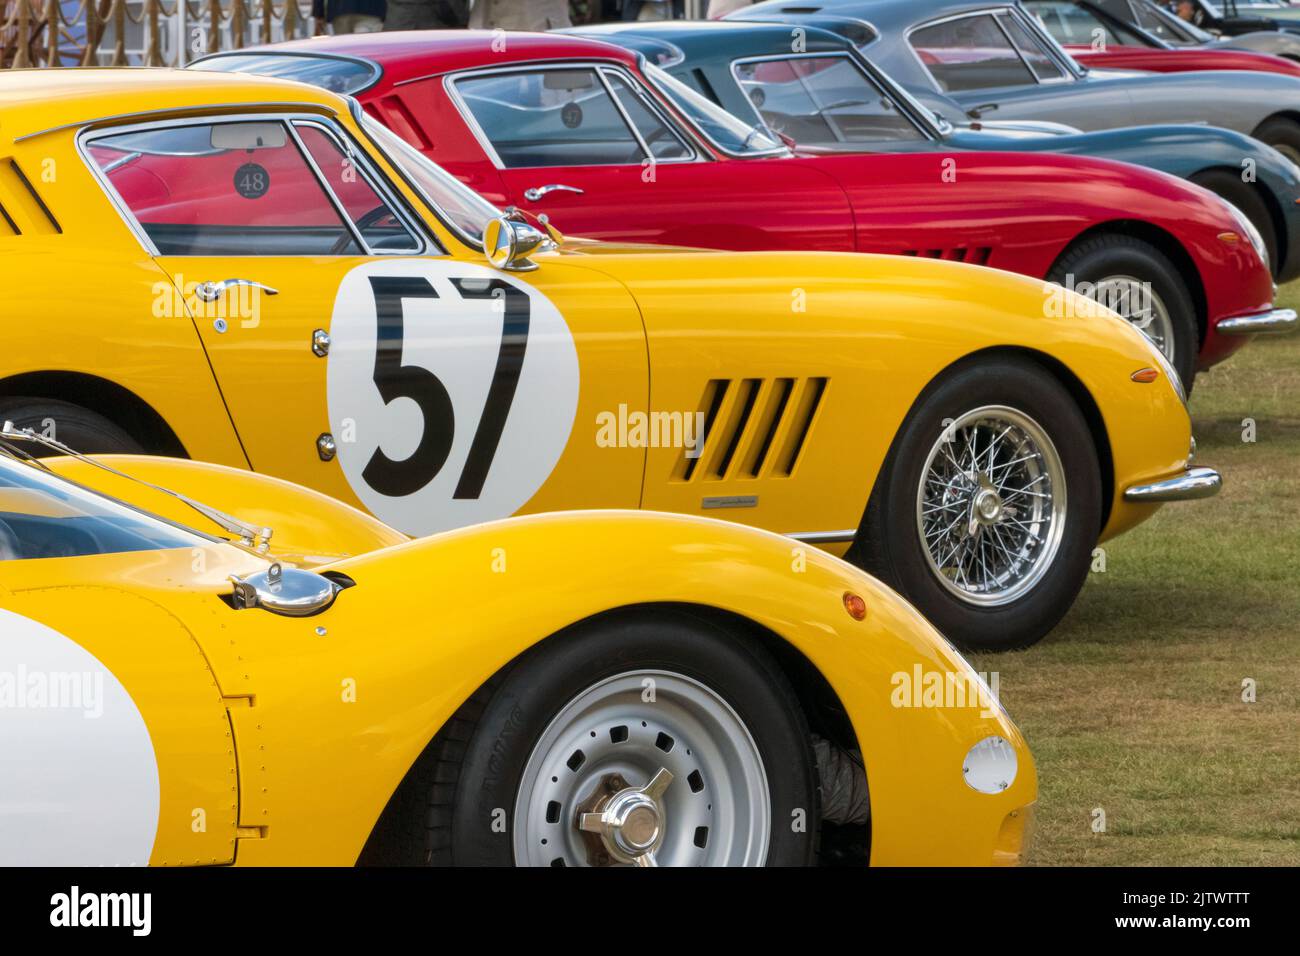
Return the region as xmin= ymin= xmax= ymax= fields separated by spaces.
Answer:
xmin=623 ymin=0 xmax=685 ymax=20
xmin=385 ymin=0 xmax=468 ymax=30
xmin=1174 ymin=0 xmax=1197 ymax=22
xmin=314 ymin=0 xmax=387 ymax=33
xmin=707 ymin=0 xmax=754 ymax=17
xmin=468 ymin=0 xmax=573 ymax=28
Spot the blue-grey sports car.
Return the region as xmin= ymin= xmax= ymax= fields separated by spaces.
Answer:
xmin=1166 ymin=0 xmax=1300 ymax=37
xmin=730 ymin=0 xmax=1300 ymax=163
xmin=1093 ymin=0 xmax=1300 ymax=58
xmin=570 ymin=16 xmax=1300 ymax=281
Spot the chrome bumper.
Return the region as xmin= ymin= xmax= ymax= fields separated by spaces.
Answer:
xmin=1217 ymin=308 xmax=1298 ymax=336
xmin=1123 ymin=466 xmax=1222 ymax=503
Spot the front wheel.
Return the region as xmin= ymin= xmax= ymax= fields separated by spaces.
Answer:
xmin=852 ymin=357 xmax=1102 ymax=651
xmin=361 ymin=613 xmax=820 ymax=866
xmin=1048 ymin=234 xmax=1198 ymax=392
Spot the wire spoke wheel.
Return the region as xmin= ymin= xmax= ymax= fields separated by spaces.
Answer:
xmin=1093 ymin=274 xmax=1175 ymax=363
xmin=916 ymin=405 xmax=1067 ymax=607
xmin=512 ymin=670 xmax=771 ymax=867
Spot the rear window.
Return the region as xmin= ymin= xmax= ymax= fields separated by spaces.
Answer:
xmin=910 ymin=14 xmax=1038 ymax=92
xmin=194 ymin=53 xmax=379 ymax=95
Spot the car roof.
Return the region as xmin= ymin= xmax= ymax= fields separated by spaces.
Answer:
xmin=565 ymin=19 xmax=860 ymax=61
xmin=740 ymin=0 xmax=1018 ymax=30
xmin=222 ymin=29 xmax=642 ymax=84
xmin=0 ymin=67 xmax=344 ymax=142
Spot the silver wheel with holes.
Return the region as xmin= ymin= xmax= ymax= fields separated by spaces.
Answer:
xmin=916 ymin=405 xmax=1068 ymax=607
xmin=512 ymin=670 xmax=771 ymax=867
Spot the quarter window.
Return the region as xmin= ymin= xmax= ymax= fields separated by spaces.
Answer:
xmin=604 ymin=73 xmax=692 ymax=160
xmin=909 ymin=14 xmax=1037 ymax=92
xmin=456 ymin=68 xmax=650 ymax=167
xmin=1001 ymin=14 xmax=1068 ymax=80
xmin=294 ymin=122 xmax=422 ymax=252
xmin=732 ymin=56 xmax=926 ymax=145
xmin=89 ymin=120 xmax=363 ymax=256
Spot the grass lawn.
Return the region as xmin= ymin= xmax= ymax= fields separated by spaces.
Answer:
xmin=969 ymin=283 xmax=1300 ymax=866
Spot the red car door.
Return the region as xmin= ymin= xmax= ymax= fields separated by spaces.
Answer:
xmin=444 ymin=63 xmax=855 ymax=251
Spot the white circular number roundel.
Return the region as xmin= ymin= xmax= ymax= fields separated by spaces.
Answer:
xmin=0 ymin=609 xmax=160 ymax=865
xmin=326 ymin=260 xmax=579 ymax=536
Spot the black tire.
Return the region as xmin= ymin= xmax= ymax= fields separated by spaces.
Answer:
xmin=849 ymin=356 xmax=1102 ymax=652
xmin=1048 ymin=233 xmax=1198 ymax=391
xmin=0 ymin=398 xmax=142 ymax=455
xmin=1252 ymin=117 xmax=1300 ymax=169
xmin=1191 ymin=169 xmax=1279 ymax=279
xmin=360 ymin=611 xmax=820 ymax=867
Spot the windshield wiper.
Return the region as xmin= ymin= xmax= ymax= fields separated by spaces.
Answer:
xmin=0 ymin=422 xmax=274 ymax=551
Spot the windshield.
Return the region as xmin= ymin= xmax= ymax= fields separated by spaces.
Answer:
xmin=643 ymin=63 xmax=787 ymax=155
xmin=0 ymin=452 xmax=210 ymax=561
xmin=197 ymin=53 xmax=379 ymax=95
xmin=360 ymin=113 xmax=501 ymax=244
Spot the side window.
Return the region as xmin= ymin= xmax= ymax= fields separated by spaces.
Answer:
xmin=1000 ymin=13 xmax=1069 ymax=79
xmin=909 ymin=14 xmax=1037 ymax=92
xmin=733 ymin=56 xmax=926 ymax=145
xmin=603 ymin=72 xmax=692 ymax=160
xmin=88 ymin=120 xmax=362 ymax=256
xmin=293 ymin=122 xmax=422 ymax=253
xmin=456 ymin=68 xmax=646 ymax=167
xmin=1027 ymin=1 xmax=1123 ymax=48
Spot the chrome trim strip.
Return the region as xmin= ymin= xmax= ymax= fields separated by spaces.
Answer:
xmin=785 ymin=529 xmax=858 ymax=544
xmin=16 ymin=101 xmax=333 ymax=142
xmin=1216 ymin=308 xmax=1299 ymax=336
xmin=1123 ymin=467 xmax=1221 ymax=503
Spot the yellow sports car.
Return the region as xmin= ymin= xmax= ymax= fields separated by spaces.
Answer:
xmin=0 ymin=432 xmax=1034 ymax=866
xmin=0 ymin=70 xmax=1218 ymax=649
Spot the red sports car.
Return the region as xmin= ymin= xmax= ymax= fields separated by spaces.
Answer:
xmin=194 ymin=31 xmax=1278 ymax=387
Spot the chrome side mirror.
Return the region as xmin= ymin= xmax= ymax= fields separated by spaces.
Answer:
xmin=483 ymin=215 xmax=549 ymax=272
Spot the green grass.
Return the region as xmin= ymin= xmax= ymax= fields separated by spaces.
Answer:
xmin=969 ymin=284 xmax=1300 ymax=866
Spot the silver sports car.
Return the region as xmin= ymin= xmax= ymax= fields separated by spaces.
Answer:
xmin=733 ymin=0 xmax=1300 ymax=162
xmin=1111 ymin=0 xmax=1300 ymax=59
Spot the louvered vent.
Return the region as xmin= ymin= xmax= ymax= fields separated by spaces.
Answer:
xmin=901 ymin=246 xmax=991 ymax=265
xmin=674 ymin=376 xmax=827 ymax=482
xmin=0 ymin=159 xmax=62 ymax=236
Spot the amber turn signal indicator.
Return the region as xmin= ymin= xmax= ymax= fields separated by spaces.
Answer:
xmin=843 ymin=591 xmax=867 ymax=621
xmin=1130 ymin=368 xmax=1160 ymax=384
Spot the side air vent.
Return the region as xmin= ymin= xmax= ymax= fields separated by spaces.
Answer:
xmin=0 ymin=159 xmax=62 ymax=235
xmin=902 ymin=246 xmax=991 ymax=265
xmin=675 ymin=376 xmax=827 ymax=482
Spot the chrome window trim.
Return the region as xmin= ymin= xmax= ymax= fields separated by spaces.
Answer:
xmin=1005 ymin=5 xmax=1089 ymax=79
xmin=188 ymin=50 xmax=385 ymax=97
xmin=903 ymin=6 xmax=1079 ymax=94
xmin=991 ymin=8 xmax=1072 ymax=84
xmin=15 ymin=101 xmax=332 ymax=143
xmin=729 ymin=51 xmax=939 ymax=145
xmin=79 ymin=111 xmax=437 ymax=259
xmin=443 ymin=60 xmax=701 ymax=171
xmin=599 ymin=66 xmax=696 ymax=162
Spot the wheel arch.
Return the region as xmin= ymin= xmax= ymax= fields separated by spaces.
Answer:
xmin=1252 ymin=109 xmax=1300 ymax=135
xmin=0 ymin=371 xmax=188 ymax=457
xmin=854 ymin=346 xmax=1116 ymax=544
xmin=1051 ymin=219 xmax=1208 ymax=347
xmin=1189 ymin=164 xmax=1288 ymax=280
xmin=357 ymin=601 xmax=870 ymax=865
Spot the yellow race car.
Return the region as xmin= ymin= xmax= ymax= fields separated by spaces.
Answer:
xmin=0 ymin=432 xmax=1034 ymax=866
xmin=0 ymin=70 xmax=1218 ymax=649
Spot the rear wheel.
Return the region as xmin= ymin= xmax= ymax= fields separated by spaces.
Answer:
xmin=1191 ymin=169 xmax=1279 ymax=278
xmin=0 ymin=398 xmax=142 ymax=455
xmin=1049 ymin=234 xmax=1198 ymax=391
xmin=361 ymin=613 xmax=820 ymax=867
xmin=852 ymin=357 xmax=1102 ymax=651
xmin=1252 ymin=116 xmax=1300 ymax=167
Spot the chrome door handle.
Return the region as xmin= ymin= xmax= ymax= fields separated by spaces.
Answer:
xmin=195 ymin=279 xmax=279 ymax=303
xmin=523 ymin=184 xmax=585 ymax=202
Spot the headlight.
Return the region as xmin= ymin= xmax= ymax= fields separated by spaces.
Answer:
xmin=1228 ymin=203 xmax=1269 ymax=269
xmin=962 ymin=735 xmax=1019 ymax=794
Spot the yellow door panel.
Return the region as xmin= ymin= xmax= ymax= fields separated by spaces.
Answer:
xmin=158 ymin=254 xmax=649 ymax=538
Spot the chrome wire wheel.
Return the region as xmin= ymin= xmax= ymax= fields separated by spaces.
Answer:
xmin=1093 ymin=274 xmax=1176 ymax=363
xmin=512 ymin=670 xmax=770 ymax=867
xmin=916 ymin=405 xmax=1067 ymax=607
